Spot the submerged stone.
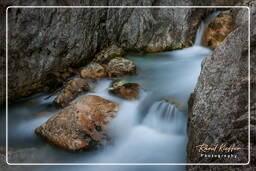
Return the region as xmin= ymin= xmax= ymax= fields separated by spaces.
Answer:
xmin=109 ymin=80 xmax=140 ymax=100
xmin=36 ymin=95 xmax=119 ymax=151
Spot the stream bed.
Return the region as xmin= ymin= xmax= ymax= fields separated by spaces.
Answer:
xmin=0 ymin=15 xmax=216 ymax=171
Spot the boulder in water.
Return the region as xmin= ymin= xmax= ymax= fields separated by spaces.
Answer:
xmin=107 ymin=57 xmax=136 ymax=79
xmin=109 ymin=80 xmax=140 ymax=100
xmin=36 ymin=95 xmax=119 ymax=151
xmin=53 ymin=78 xmax=90 ymax=107
xmin=93 ymin=45 xmax=125 ymax=63
xmin=80 ymin=63 xmax=107 ymax=80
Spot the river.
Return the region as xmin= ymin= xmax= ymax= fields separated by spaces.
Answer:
xmin=0 ymin=13 xmax=217 ymax=171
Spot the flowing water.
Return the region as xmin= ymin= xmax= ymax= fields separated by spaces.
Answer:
xmin=0 ymin=16 xmax=215 ymax=171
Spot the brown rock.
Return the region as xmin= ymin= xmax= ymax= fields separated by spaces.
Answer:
xmin=109 ymin=81 xmax=140 ymax=100
xmin=80 ymin=63 xmax=107 ymax=80
xmin=202 ymin=10 xmax=236 ymax=50
xmin=93 ymin=44 xmax=125 ymax=63
xmin=36 ymin=95 xmax=119 ymax=151
xmin=53 ymin=78 xmax=90 ymax=107
xmin=107 ymin=57 xmax=136 ymax=79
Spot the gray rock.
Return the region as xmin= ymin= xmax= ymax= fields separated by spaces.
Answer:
xmin=0 ymin=0 xmax=239 ymax=105
xmin=187 ymin=4 xmax=255 ymax=170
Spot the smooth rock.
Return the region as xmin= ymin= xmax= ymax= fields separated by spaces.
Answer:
xmin=3 ymin=0 xmax=235 ymax=105
xmin=109 ymin=80 xmax=140 ymax=100
xmin=36 ymin=95 xmax=119 ymax=151
xmin=80 ymin=63 xmax=107 ymax=80
xmin=107 ymin=57 xmax=136 ymax=79
xmin=53 ymin=78 xmax=90 ymax=107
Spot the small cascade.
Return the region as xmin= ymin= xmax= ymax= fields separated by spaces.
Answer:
xmin=194 ymin=11 xmax=220 ymax=46
xmin=143 ymin=100 xmax=187 ymax=135
xmin=194 ymin=21 xmax=205 ymax=46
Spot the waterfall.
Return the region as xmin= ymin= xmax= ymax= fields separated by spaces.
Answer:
xmin=194 ymin=21 xmax=205 ymax=46
xmin=143 ymin=100 xmax=187 ymax=135
xmin=194 ymin=11 xmax=220 ymax=46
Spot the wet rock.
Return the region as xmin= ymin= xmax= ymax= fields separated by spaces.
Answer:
xmin=109 ymin=81 xmax=140 ymax=100
xmin=36 ymin=95 xmax=119 ymax=151
xmin=202 ymin=10 xmax=236 ymax=49
xmin=93 ymin=45 xmax=125 ymax=64
xmin=80 ymin=63 xmax=107 ymax=80
xmin=107 ymin=57 xmax=136 ymax=79
xmin=163 ymin=98 xmax=185 ymax=112
xmin=53 ymin=78 xmax=90 ymax=107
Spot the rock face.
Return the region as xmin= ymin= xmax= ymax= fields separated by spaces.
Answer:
xmin=36 ymin=95 xmax=119 ymax=151
xmin=1 ymin=0 xmax=240 ymax=105
xmin=109 ymin=81 xmax=140 ymax=100
xmin=202 ymin=10 xmax=236 ymax=49
xmin=107 ymin=58 xmax=136 ymax=79
xmin=80 ymin=63 xmax=107 ymax=80
xmin=187 ymin=5 xmax=255 ymax=170
xmin=53 ymin=78 xmax=90 ymax=107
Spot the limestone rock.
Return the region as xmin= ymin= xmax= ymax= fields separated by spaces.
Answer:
xmin=107 ymin=57 xmax=136 ymax=79
xmin=187 ymin=5 xmax=256 ymax=170
xmin=109 ymin=80 xmax=140 ymax=100
xmin=93 ymin=45 xmax=125 ymax=64
xmin=3 ymin=0 xmax=236 ymax=105
xmin=53 ymin=78 xmax=90 ymax=107
xmin=80 ymin=63 xmax=107 ymax=80
xmin=36 ymin=95 xmax=119 ymax=151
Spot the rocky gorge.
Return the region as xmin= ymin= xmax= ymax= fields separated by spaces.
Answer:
xmin=0 ymin=0 xmax=255 ymax=171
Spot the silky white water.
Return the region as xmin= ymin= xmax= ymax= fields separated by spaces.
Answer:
xmin=0 ymin=16 xmax=215 ymax=171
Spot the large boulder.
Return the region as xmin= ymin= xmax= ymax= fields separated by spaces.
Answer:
xmin=53 ymin=78 xmax=90 ymax=107
xmin=80 ymin=63 xmax=107 ymax=80
xmin=107 ymin=57 xmax=136 ymax=79
xmin=108 ymin=80 xmax=140 ymax=100
xmin=2 ymin=0 xmax=240 ymax=105
xmin=187 ymin=4 xmax=256 ymax=171
xmin=36 ymin=95 xmax=119 ymax=151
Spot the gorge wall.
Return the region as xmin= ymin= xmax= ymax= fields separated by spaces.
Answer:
xmin=0 ymin=0 xmax=240 ymax=105
xmin=187 ymin=3 xmax=255 ymax=170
